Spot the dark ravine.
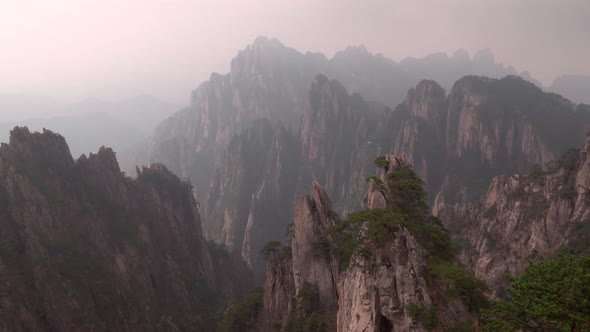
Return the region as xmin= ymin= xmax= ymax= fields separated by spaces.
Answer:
xmin=0 ymin=127 xmax=252 ymax=331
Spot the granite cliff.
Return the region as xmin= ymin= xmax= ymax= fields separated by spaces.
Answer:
xmin=236 ymin=155 xmax=484 ymax=332
xmin=438 ymin=136 xmax=590 ymax=297
xmin=0 ymin=127 xmax=252 ymax=331
xmin=147 ymin=37 xmax=520 ymax=200
xmin=205 ymin=74 xmax=590 ymax=278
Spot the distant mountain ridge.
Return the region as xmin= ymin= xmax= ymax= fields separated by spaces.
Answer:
xmin=145 ymin=37 xmax=590 ymax=278
xmin=0 ymin=95 xmax=180 ymax=160
xmin=147 ymin=36 xmax=522 ymax=198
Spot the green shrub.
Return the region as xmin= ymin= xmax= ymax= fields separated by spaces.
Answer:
xmin=306 ymin=313 xmax=326 ymax=332
xmin=218 ymin=287 xmax=264 ymax=332
xmin=260 ymin=241 xmax=281 ymax=261
xmin=386 ymin=165 xmax=428 ymax=213
xmin=452 ymin=320 xmax=475 ymax=332
xmin=428 ymin=260 xmax=488 ymax=312
xmin=482 ymin=254 xmax=590 ymax=332
xmin=374 ymin=156 xmax=389 ymax=169
xmin=406 ymin=303 xmax=438 ymax=329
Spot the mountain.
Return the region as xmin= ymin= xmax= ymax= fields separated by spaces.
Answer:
xmin=222 ymin=155 xmax=485 ymax=331
xmin=427 ymin=75 xmax=590 ymax=213
xmin=204 ymin=119 xmax=300 ymax=279
xmin=146 ymin=37 xmax=590 ymax=282
xmin=0 ymin=95 xmax=179 ymax=162
xmin=549 ymin=74 xmax=590 ymax=104
xmin=203 ymin=73 xmax=590 ymax=279
xmin=438 ymin=136 xmax=590 ymax=296
xmin=147 ymin=37 xmax=524 ymax=199
xmin=0 ymin=127 xmax=252 ymax=331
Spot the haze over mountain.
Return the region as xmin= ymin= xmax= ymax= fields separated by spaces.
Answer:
xmin=2 ymin=0 xmax=589 ymax=104
xmin=0 ymin=95 xmax=179 ymax=157
xmin=2 ymin=1 xmax=590 ymax=331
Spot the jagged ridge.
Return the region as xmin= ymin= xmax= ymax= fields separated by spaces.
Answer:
xmin=0 ymin=127 xmax=252 ymax=331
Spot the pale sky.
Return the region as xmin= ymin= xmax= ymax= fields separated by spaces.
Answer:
xmin=1 ymin=0 xmax=589 ymax=104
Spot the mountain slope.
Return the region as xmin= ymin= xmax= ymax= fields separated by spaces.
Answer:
xmin=147 ymin=37 xmax=523 ymax=198
xmin=233 ymin=155 xmax=484 ymax=331
xmin=0 ymin=127 xmax=251 ymax=331
xmin=438 ymin=136 xmax=590 ymax=296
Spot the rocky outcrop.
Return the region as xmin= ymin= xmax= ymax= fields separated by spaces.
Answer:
xmin=432 ymin=75 xmax=589 ymax=213
xmin=255 ymin=158 xmax=478 ymax=331
xmin=206 ymin=74 xmax=590 ymax=281
xmin=205 ymin=75 xmax=383 ymax=278
xmin=204 ymin=119 xmax=300 ymax=279
xmin=291 ymin=181 xmax=340 ymax=307
xmin=145 ymin=38 xmax=590 ymax=288
xmin=253 ymin=181 xmax=340 ymax=331
xmin=337 ymin=226 xmax=471 ymax=332
xmin=0 ymin=127 xmax=252 ymax=331
xmin=299 ymin=75 xmax=381 ymax=212
xmin=146 ymin=37 xmax=522 ymax=200
xmin=439 ymin=136 xmax=590 ymax=296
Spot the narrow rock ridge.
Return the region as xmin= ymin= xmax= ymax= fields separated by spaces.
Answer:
xmin=291 ymin=180 xmax=340 ymax=307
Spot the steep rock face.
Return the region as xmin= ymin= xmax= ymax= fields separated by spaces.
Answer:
xmin=147 ymin=37 xmax=521 ymax=199
xmin=254 ymin=182 xmax=340 ymax=331
xmin=207 ymin=75 xmax=590 ymax=281
xmin=147 ymin=38 xmax=327 ymax=197
xmin=0 ymin=127 xmax=252 ymax=331
xmin=384 ymin=81 xmax=447 ymax=200
xmin=439 ymin=137 xmax=590 ymax=296
xmin=255 ymin=158 xmax=477 ymax=331
xmin=299 ymin=75 xmax=381 ymax=211
xmin=205 ymin=119 xmax=300 ymax=279
xmin=337 ymin=155 xmax=472 ymax=332
xmin=206 ymin=76 xmax=382 ymax=279
xmin=257 ymin=253 xmax=296 ymax=330
xmin=433 ymin=75 xmax=590 ymax=214
xmin=291 ymin=181 xmax=340 ymax=307
xmin=337 ymin=227 xmax=431 ymax=332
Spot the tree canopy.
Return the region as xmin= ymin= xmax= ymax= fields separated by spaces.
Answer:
xmin=482 ymin=254 xmax=590 ymax=331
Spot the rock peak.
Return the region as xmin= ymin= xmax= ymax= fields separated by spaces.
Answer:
xmin=405 ymin=80 xmax=447 ymax=121
xmin=2 ymin=126 xmax=75 ymax=171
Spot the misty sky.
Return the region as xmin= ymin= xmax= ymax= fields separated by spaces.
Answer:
xmin=1 ymin=0 xmax=589 ymax=104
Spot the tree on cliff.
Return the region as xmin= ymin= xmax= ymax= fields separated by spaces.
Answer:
xmin=260 ymin=241 xmax=281 ymax=261
xmin=482 ymin=254 xmax=590 ymax=331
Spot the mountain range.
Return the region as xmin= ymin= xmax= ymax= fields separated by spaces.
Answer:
xmin=1 ymin=36 xmax=589 ymax=331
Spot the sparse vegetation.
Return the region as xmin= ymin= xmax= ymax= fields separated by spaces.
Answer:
xmin=260 ymin=241 xmax=282 ymax=261
xmin=312 ymin=161 xmax=488 ymax=315
xmin=374 ymin=156 xmax=389 ymax=169
xmin=283 ymin=282 xmax=329 ymax=332
xmin=406 ymin=303 xmax=438 ymax=329
xmin=218 ymin=287 xmax=264 ymax=332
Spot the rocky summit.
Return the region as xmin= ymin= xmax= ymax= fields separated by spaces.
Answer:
xmin=222 ymin=154 xmax=485 ymax=331
xmin=0 ymin=127 xmax=252 ymax=331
